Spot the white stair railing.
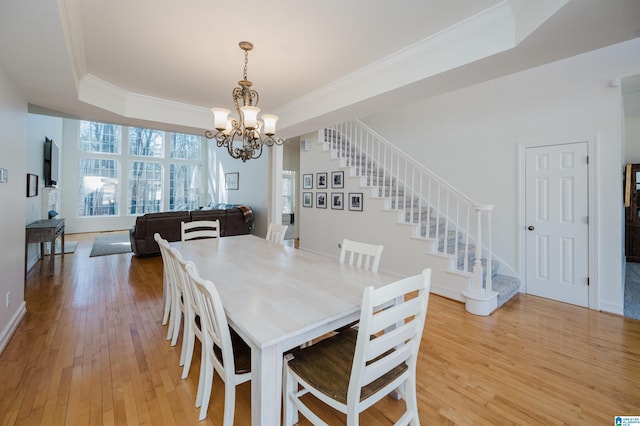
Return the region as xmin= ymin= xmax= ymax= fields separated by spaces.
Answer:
xmin=323 ymin=121 xmax=495 ymax=297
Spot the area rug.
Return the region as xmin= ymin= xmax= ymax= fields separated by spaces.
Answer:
xmin=90 ymin=232 xmax=132 ymax=257
xmin=44 ymin=240 xmax=78 ymax=255
xmin=624 ymin=262 xmax=640 ymax=321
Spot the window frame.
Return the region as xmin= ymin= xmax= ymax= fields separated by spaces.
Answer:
xmin=77 ymin=120 xmax=204 ymax=218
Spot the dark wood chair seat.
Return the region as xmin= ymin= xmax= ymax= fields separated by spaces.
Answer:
xmin=287 ymin=328 xmax=407 ymax=405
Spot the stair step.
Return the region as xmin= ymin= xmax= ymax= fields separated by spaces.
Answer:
xmin=492 ymin=275 xmax=521 ymax=307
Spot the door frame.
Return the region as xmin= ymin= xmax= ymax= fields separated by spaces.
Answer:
xmin=517 ymin=136 xmax=599 ymax=310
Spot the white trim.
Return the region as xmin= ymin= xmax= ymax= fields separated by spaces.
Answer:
xmin=588 ymin=135 xmax=600 ymax=311
xmin=0 ymin=302 xmax=26 ymax=355
xmin=269 ymin=145 xmax=284 ymax=227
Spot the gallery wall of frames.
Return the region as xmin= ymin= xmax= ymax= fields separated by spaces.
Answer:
xmin=302 ymin=170 xmax=363 ymax=212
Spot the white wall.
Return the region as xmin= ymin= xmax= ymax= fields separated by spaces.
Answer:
xmin=0 ymin=66 xmax=28 ymax=354
xmin=25 ymin=114 xmax=63 ymax=269
xmin=299 ymin=38 xmax=640 ymax=315
xmin=624 ymin=90 xmax=640 ymax=163
xmin=208 ymin=143 xmax=270 ymax=237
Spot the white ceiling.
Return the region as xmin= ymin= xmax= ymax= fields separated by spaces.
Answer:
xmin=0 ymin=0 xmax=639 ymax=139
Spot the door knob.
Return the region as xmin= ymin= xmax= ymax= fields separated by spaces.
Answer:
xmin=527 ymin=226 xmax=535 ymax=231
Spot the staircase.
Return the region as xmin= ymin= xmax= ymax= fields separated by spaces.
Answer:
xmin=320 ymin=121 xmax=520 ymax=315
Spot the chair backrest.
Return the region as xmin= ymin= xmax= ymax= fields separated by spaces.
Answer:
xmin=347 ymin=268 xmax=431 ymax=409
xmin=181 ymin=219 xmax=220 ymax=241
xmin=184 ymin=262 xmax=236 ymax=381
xmin=168 ymin=246 xmax=193 ymax=314
xmin=266 ymin=222 xmax=288 ymax=244
xmin=339 ymin=239 xmax=384 ymax=272
xmin=154 ymin=232 xmax=171 ymax=279
xmin=171 ymin=247 xmax=203 ymax=330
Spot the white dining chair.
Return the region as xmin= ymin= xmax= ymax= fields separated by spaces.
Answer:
xmin=154 ymin=233 xmax=176 ymax=340
xmin=339 ymin=238 xmax=384 ymax=272
xmin=185 ymin=262 xmax=252 ymax=423
xmin=283 ymin=268 xmax=432 ymax=426
xmin=266 ymin=222 xmax=288 ymax=244
xmin=168 ymin=246 xmax=201 ymax=380
xmin=181 ymin=219 xmax=220 ymax=241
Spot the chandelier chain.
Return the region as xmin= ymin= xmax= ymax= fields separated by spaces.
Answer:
xmin=243 ymin=49 xmax=249 ymax=82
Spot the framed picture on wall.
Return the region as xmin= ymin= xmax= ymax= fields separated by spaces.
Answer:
xmin=225 ymin=172 xmax=239 ymax=190
xmin=331 ymin=171 xmax=344 ymax=188
xmin=331 ymin=192 xmax=344 ymax=210
xmin=316 ymin=192 xmax=327 ymax=209
xmin=26 ymin=173 xmax=38 ymax=197
xmin=303 ymin=174 xmax=313 ymax=189
xmin=348 ymin=192 xmax=363 ymax=212
xmin=316 ymin=172 xmax=328 ymax=189
xmin=303 ymin=192 xmax=313 ymax=207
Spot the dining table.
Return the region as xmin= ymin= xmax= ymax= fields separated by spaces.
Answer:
xmin=171 ymin=234 xmax=398 ymax=426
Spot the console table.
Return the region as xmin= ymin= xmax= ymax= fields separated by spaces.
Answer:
xmin=25 ymin=218 xmax=65 ymax=276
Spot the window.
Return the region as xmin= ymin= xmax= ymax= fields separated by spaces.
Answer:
xmin=128 ymin=161 xmax=162 ymax=214
xmin=170 ymin=133 xmax=200 ymax=160
xmin=170 ymin=164 xmax=200 ymax=211
xmin=77 ymin=120 xmax=202 ymax=217
xmin=282 ymin=170 xmax=296 ymax=214
xmin=79 ymin=158 xmax=120 ymax=216
xmin=129 ymin=127 xmax=164 ymax=157
xmin=80 ymin=121 xmax=121 ymax=153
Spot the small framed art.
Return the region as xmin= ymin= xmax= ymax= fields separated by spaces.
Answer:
xmin=27 ymin=173 xmax=38 ymax=197
xmin=348 ymin=192 xmax=363 ymax=212
xmin=331 ymin=170 xmax=344 ymax=189
xmin=303 ymin=192 xmax=313 ymax=207
xmin=331 ymin=192 xmax=344 ymax=210
xmin=303 ymin=174 xmax=313 ymax=189
xmin=316 ymin=172 xmax=328 ymax=189
xmin=316 ymin=192 xmax=327 ymax=209
xmin=225 ymin=172 xmax=239 ymax=190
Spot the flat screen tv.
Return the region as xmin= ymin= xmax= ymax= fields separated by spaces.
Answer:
xmin=43 ymin=137 xmax=59 ymax=187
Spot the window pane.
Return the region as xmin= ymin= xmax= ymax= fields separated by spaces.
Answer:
xmin=129 ymin=127 xmax=164 ymax=157
xmin=79 ymin=158 xmax=119 ymax=216
xmin=282 ymin=170 xmax=295 ymax=213
xmin=80 ymin=121 xmax=121 ymax=153
xmin=171 ymin=133 xmax=200 ymax=160
xmin=170 ymin=164 xmax=200 ymax=211
xmin=128 ymin=161 xmax=162 ymax=214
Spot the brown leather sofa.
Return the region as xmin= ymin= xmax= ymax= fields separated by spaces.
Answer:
xmin=129 ymin=204 xmax=253 ymax=256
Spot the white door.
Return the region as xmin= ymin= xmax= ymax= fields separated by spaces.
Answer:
xmin=525 ymin=143 xmax=589 ymax=307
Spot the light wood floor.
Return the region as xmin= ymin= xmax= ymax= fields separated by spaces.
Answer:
xmin=2 ymin=232 xmax=640 ymax=425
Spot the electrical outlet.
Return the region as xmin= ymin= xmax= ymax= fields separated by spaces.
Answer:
xmin=5 ymin=291 xmax=10 ymax=307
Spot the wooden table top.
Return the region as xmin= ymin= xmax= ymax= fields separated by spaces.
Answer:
xmin=172 ymin=234 xmax=397 ymax=350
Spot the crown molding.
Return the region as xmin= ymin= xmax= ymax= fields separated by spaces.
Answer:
xmin=78 ymin=74 xmax=212 ymax=130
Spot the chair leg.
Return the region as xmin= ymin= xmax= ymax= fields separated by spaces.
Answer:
xmin=195 ymin=343 xmax=207 ymax=407
xmin=404 ymin=377 xmax=420 ymax=426
xmin=283 ymin=362 xmax=299 ymax=426
xmin=223 ymin=379 xmax=236 ymax=426
xmin=162 ymin=278 xmax=171 ymax=326
xmin=170 ymin=303 xmax=182 ymax=346
xmin=198 ymin=357 xmax=214 ymax=420
xmin=181 ymin=322 xmax=195 ymax=378
xmin=166 ymin=288 xmax=178 ymax=341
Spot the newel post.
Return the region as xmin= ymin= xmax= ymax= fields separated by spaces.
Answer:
xmin=463 ymin=204 xmax=496 ymax=316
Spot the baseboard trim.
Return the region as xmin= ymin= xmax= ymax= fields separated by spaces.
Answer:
xmin=0 ymin=301 xmax=27 ymax=355
xmin=599 ymin=300 xmax=623 ymax=316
